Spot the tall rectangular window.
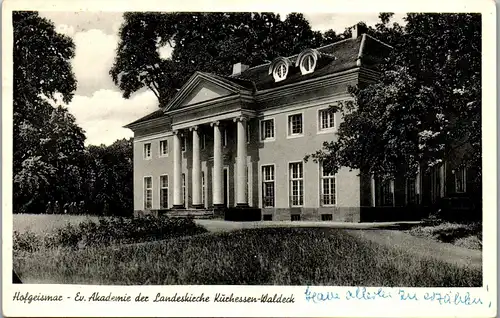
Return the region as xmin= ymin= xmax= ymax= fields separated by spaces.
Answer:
xmin=260 ymin=119 xmax=274 ymax=141
xmin=223 ymin=129 xmax=228 ymax=147
xmin=160 ymin=175 xmax=168 ymax=208
xmin=143 ymin=177 xmax=152 ymax=209
xmin=182 ymin=173 xmax=186 ymax=205
xmin=202 ymin=171 xmax=206 ymax=207
xmin=289 ymin=162 xmax=304 ymax=206
xmin=143 ymin=143 xmax=152 ymax=159
xmin=201 ymin=133 xmax=206 ymax=150
xmin=320 ymin=163 xmax=336 ymax=206
xmin=455 ymin=167 xmax=467 ymax=193
xmin=319 ymin=109 xmax=335 ymax=131
xmin=406 ymin=178 xmax=417 ymax=205
xmin=246 ymin=122 xmax=251 ymax=144
xmin=288 ymin=114 xmax=303 ymax=136
xmin=159 ymin=140 xmax=168 ymax=156
xmin=262 ymin=165 xmax=275 ymax=207
xmin=181 ymin=136 xmax=186 ymax=152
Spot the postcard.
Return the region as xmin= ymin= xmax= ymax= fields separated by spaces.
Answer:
xmin=2 ymin=0 xmax=497 ymax=317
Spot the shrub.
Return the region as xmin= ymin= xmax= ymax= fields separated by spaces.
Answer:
xmin=13 ymin=216 xmax=207 ymax=251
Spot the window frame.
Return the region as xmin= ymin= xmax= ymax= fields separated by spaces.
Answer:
xmin=259 ymin=118 xmax=275 ymax=142
xmin=159 ymin=140 xmax=169 ymax=157
xmin=299 ymin=53 xmax=317 ymax=75
xmin=273 ymin=61 xmax=288 ymax=82
xmin=455 ymin=167 xmax=467 ymax=193
xmin=200 ymin=133 xmax=206 ymax=150
xmin=143 ymin=176 xmax=153 ymax=210
xmin=261 ymin=164 xmax=276 ymax=208
xmin=289 ymin=161 xmax=304 ymax=207
xmin=317 ymin=107 xmax=335 ymax=133
xmin=287 ymin=113 xmax=304 ymax=138
xmin=143 ymin=143 xmax=152 ymax=160
xmin=159 ymin=175 xmax=169 ymax=209
xmin=182 ymin=173 xmax=186 ymax=206
xmin=319 ymin=162 xmax=337 ymax=207
xmin=181 ymin=136 xmax=187 ymax=152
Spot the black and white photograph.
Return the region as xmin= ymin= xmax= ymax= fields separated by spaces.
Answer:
xmin=3 ymin=0 xmax=497 ymax=317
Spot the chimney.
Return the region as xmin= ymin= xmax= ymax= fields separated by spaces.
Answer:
xmin=232 ymin=62 xmax=249 ymax=76
xmin=351 ymin=22 xmax=368 ymax=39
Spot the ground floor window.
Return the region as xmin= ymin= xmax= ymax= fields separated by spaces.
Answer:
xmin=321 ymin=214 xmax=333 ymax=221
xmin=455 ymin=167 xmax=466 ymax=193
xmin=289 ymin=162 xmax=304 ymax=206
xmin=320 ymin=162 xmax=336 ymax=206
xmin=160 ymin=175 xmax=168 ymax=209
xmin=144 ymin=176 xmax=152 ymax=209
xmin=182 ymin=173 xmax=186 ymax=206
xmin=262 ymin=165 xmax=275 ymax=207
xmin=406 ymin=177 xmax=417 ymax=205
xmin=202 ymin=171 xmax=206 ymax=207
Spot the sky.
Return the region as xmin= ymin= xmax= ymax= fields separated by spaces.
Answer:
xmin=39 ymin=12 xmax=406 ymax=146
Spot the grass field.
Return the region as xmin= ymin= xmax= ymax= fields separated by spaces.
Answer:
xmin=13 ymin=225 xmax=482 ymax=287
xmin=14 ymin=214 xmax=100 ymax=234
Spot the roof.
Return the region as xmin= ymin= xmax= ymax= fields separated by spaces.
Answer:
xmin=125 ymin=33 xmax=391 ymax=128
xmin=124 ymin=109 xmax=166 ymax=128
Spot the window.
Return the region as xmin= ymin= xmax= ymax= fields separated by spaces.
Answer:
xmin=262 ymin=165 xmax=275 ymax=207
xmin=291 ymin=214 xmax=301 ymax=221
xmin=246 ymin=122 xmax=251 ymax=144
xmin=289 ymin=162 xmax=304 ymax=206
xmin=260 ymin=119 xmax=275 ymax=141
xmin=300 ymin=53 xmax=317 ymax=75
xmin=455 ymin=167 xmax=467 ymax=193
xmin=181 ymin=136 xmax=186 ymax=152
xmin=320 ymin=163 xmax=336 ymax=206
xmin=321 ymin=214 xmax=333 ymax=221
xmin=143 ymin=143 xmax=152 ymax=159
xmin=223 ymin=129 xmax=228 ymax=147
xmin=201 ymin=134 xmax=206 ymax=150
xmin=288 ymin=114 xmax=303 ymax=136
xmin=201 ymin=171 xmax=206 ymax=207
xmin=160 ymin=175 xmax=168 ymax=209
xmin=406 ymin=178 xmax=417 ymax=205
xmin=263 ymin=214 xmax=273 ymax=221
xmin=318 ymin=109 xmax=335 ymax=131
xmin=159 ymin=140 xmax=168 ymax=156
xmin=182 ymin=173 xmax=186 ymax=205
xmin=273 ymin=61 xmax=288 ymax=82
xmin=143 ymin=177 xmax=152 ymax=210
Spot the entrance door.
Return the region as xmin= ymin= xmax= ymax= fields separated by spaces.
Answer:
xmin=223 ymin=167 xmax=229 ymax=207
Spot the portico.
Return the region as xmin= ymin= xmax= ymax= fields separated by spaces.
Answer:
xmin=171 ymin=115 xmax=250 ymax=209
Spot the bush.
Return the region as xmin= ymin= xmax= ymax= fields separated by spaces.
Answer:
xmin=13 ymin=216 xmax=207 ymax=252
xmin=406 ymin=221 xmax=482 ymax=250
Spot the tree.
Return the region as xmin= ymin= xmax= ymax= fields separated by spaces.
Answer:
xmin=111 ymin=12 xmax=325 ymax=107
xmin=13 ymin=12 xmax=83 ymax=213
xmin=306 ymin=13 xmax=481 ymax=184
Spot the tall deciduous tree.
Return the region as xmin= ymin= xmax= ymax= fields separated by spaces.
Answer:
xmin=306 ymin=13 xmax=481 ymax=183
xmin=110 ymin=12 xmax=324 ymax=106
xmin=13 ymin=12 xmax=84 ymax=213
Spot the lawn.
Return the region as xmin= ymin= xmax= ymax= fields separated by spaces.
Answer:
xmin=14 ymin=227 xmax=482 ymax=287
xmin=14 ymin=214 xmax=100 ymax=234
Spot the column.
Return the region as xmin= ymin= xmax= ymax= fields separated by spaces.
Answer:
xmin=234 ymin=116 xmax=248 ymax=207
xmin=211 ymin=121 xmax=224 ymax=207
xmin=190 ymin=126 xmax=202 ymax=208
xmin=172 ymin=130 xmax=183 ymax=208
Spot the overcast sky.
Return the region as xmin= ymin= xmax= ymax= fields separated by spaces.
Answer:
xmin=39 ymin=12 xmax=405 ymax=146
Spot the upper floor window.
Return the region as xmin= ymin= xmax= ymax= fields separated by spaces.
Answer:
xmin=223 ymin=129 xmax=228 ymax=147
xmin=318 ymin=108 xmax=335 ymax=131
xmin=288 ymin=114 xmax=303 ymax=136
xmin=246 ymin=122 xmax=251 ymax=144
xmin=260 ymin=119 xmax=275 ymax=141
xmin=201 ymin=133 xmax=206 ymax=150
xmin=300 ymin=53 xmax=317 ymax=75
xmin=143 ymin=143 xmax=152 ymax=159
xmin=181 ymin=136 xmax=186 ymax=152
xmin=159 ymin=140 xmax=168 ymax=156
xmin=273 ymin=62 xmax=288 ymax=82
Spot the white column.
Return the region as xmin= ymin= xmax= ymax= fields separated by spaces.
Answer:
xmin=234 ymin=116 xmax=248 ymax=206
xmin=190 ymin=126 xmax=202 ymax=208
xmin=172 ymin=130 xmax=183 ymax=208
xmin=211 ymin=121 xmax=223 ymax=206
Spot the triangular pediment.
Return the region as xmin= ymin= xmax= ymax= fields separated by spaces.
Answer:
xmin=182 ymin=80 xmax=232 ymax=107
xmin=165 ymin=72 xmax=245 ymax=111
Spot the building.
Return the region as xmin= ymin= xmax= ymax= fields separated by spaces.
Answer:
xmin=125 ymin=23 xmax=479 ymax=222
